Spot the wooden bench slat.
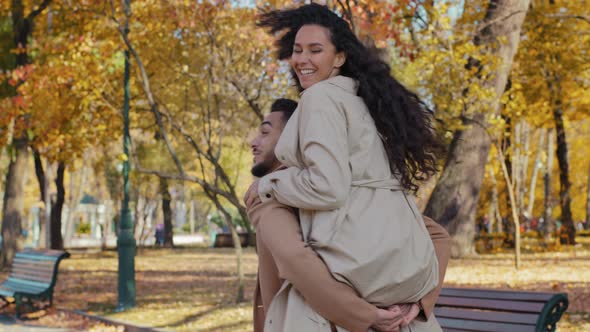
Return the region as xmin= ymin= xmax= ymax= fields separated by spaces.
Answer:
xmin=1 ymin=281 xmax=47 ymax=291
xmin=12 ymin=267 xmax=54 ymax=278
xmin=12 ymin=263 xmax=55 ymax=271
xmin=12 ymin=264 xmax=55 ymax=273
xmin=4 ymin=277 xmax=50 ymax=289
xmin=0 ymin=286 xmax=16 ymax=297
xmin=12 ymin=265 xmax=55 ymax=274
xmin=441 ymin=287 xmax=556 ymax=302
xmin=437 ymin=317 xmax=537 ymax=332
xmin=13 ymin=259 xmax=56 ymax=267
xmin=13 ymin=258 xmax=56 ymax=265
xmin=15 ymin=252 xmax=62 ymax=261
xmin=1 ymin=286 xmax=46 ymax=297
xmin=437 ymin=296 xmax=546 ymax=313
xmin=9 ymin=273 xmax=53 ymax=284
xmin=435 ymin=307 xmax=539 ymax=325
xmin=3 ymin=280 xmax=48 ymax=293
xmin=12 ymin=264 xmax=55 ymax=274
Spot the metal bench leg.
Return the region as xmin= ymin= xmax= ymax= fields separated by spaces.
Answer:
xmin=14 ymin=294 xmax=22 ymax=318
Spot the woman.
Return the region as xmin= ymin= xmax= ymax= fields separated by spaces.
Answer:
xmin=256 ymin=4 xmax=445 ymax=331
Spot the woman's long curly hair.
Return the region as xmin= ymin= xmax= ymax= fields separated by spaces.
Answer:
xmin=257 ymin=3 xmax=445 ymax=193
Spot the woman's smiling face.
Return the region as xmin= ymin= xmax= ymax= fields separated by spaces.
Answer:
xmin=291 ymin=24 xmax=346 ymax=90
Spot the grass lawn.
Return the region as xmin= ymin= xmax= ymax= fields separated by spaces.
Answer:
xmin=1 ymin=245 xmax=589 ymax=331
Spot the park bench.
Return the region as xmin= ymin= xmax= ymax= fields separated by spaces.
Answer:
xmin=0 ymin=249 xmax=70 ymax=316
xmin=213 ymin=232 xmax=253 ymax=248
xmin=435 ymin=287 xmax=568 ymax=332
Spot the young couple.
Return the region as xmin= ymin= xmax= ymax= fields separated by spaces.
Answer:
xmin=244 ymin=4 xmax=450 ymax=332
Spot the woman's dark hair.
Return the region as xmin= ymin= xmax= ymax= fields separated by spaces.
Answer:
xmin=257 ymin=3 xmax=445 ymax=192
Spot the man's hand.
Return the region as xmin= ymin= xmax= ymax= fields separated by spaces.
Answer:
xmin=371 ymin=307 xmax=405 ymax=332
xmin=372 ymin=303 xmax=421 ymax=331
xmin=389 ymin=303 xmax=420 ymax=327
xmin=244 ymin=179 xmax=260 ymax=208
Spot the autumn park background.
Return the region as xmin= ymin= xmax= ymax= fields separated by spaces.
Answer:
xmin=0 ymin=0 xmax=589 ymax=331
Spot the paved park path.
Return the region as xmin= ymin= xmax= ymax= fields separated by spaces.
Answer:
xmin=0 ymin=314 xmax=69 ymax=332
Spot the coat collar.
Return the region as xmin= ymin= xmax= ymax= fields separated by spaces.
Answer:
xmin=300 ymin=75 xmax=358 ymax=96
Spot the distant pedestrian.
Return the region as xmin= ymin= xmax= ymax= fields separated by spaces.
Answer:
xmin=155 ymin=223 xmax=165 ymax=246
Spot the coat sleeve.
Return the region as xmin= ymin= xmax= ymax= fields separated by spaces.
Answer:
xmin=258 ymin=85 xmax=351 ymax=210
xmin=418 ymin=215 xmax=451 ymax=320
xmin=246 ymin=183 xmax=378 ymax=332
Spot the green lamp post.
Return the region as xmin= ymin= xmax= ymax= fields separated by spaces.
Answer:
xmin=117 ymin=0 xmax=136 ymax=311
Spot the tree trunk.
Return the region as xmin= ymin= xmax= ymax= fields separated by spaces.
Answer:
xmin=497 ymin=144 xmax=521 ymax=269
xmin=219 ymin=203 xmax=244 ymax=302
xmin=516 ymin=120 xmax=531 ymax=215
xmin=33 ymin=150 xmax=49 ymax=248
xmin=552 ymin=90 xmax=575 ymax=245
xmin=424 ymin=0 xmax=530 ymax=258
xmin=223 ymin=207 xmax=245 ymax=303
xmin=159 ymin=176 xmax=174 ymax=247
xmin=1 ymin=138 xmax=28 ymax=267
xmin=102 ymin=201 xmax=112 ymax=250
xmin=502 ymin=113 xmax=514 ymax=230
xmin=488 ymin=166 xmax=502 ymax=233
xmin=189 ymin=199 xmax=195 ymax=234
xmin=204 ymin=189 xmax=245 ymax=302
xmin=586 ymin=163 xmax=590 ymax=228
xmin=425 ymin=122 xmax=491 ymax=257
xmin=1 ymin=0 xmax=33 ymax=267
xmin=49 ymin=162 xmax=65 ymax=249
xmin=543 ymin=129 xmax=555 ymax=240
xmin=526 ymin=129 xmax=545 ymax=218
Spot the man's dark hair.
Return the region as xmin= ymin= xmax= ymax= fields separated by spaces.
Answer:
xmin=270 ymin=98 xmax=297 ymax=123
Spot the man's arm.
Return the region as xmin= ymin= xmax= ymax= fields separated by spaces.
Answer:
xmin=418 ymin=215 xmax=451 ymax=318
xmin=246 ymin=184 xmax=378 ymax=332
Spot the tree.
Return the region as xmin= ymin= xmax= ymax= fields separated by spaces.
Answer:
xmin=424 ymin=0 xmax=531 ymax=257
xmin=158 ymin=176 xmax=174 ymax=247
xmin=99 ymin=0 xmax=288 ymax=301
xmin=495 ymin=143 xmax=521 ymax=268
xmin=512 ymin=0 xmax=590 ymax=244
xmin=7 ymin=0 xmax=124 ymax=250
xmin=1 ymin=0 xmax=52 ymax=267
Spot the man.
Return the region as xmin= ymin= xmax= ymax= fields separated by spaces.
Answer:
xmin=245 ymin=98 xmax=451 ymax=331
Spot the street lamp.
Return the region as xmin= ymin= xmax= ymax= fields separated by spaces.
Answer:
xmin=117 ymin=0 xmax=136 ymax=311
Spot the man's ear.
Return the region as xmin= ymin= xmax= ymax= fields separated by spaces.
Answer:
xmin=334 ymin=52 xmax=346 ymax=68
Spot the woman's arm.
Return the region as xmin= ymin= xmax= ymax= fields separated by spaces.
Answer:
xmin=258 ymin=86 xmax=351 ymax=210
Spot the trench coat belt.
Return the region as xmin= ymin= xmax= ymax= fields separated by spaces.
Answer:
xmin=350 ymin=178 xmax=403 ymax=191
xmin=350 ymin=178 xmax=418 ymax=220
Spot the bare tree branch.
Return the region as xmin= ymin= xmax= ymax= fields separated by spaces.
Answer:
xmin=545 ymin=14 xmax=590 ymax=24
xmin=28 ymin=0 xmax=52 ymax=20
xmin=110 ymin=8 xmax=186 ymax=176
xmin=476 ymin=10 xmax=528 ymax=34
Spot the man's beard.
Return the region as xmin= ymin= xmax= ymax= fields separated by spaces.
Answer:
xmin=251 ymin=161 xmax=273 ymax=177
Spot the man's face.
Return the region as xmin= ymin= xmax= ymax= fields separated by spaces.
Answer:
xmin=250 ymin=112 xmax=286 ymax=177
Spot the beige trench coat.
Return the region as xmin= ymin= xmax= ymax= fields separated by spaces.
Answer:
xmin=258 ymin=76 xmax=441 ymax=332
